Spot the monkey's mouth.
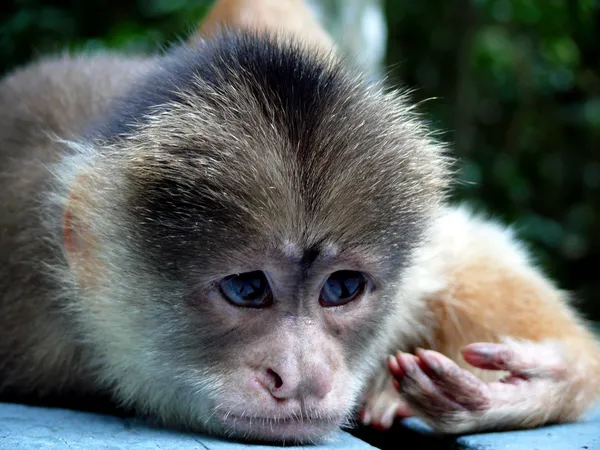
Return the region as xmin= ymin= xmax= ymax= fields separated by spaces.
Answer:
xmin=216 ymin=411 xmax=343 ymax=442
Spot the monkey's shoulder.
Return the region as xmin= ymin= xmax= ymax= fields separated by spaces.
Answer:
xmin=0 ymin=52 xmax=154 ymax=149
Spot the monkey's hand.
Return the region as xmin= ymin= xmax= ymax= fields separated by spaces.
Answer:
xmin=386 ymin=341 xmax=592 ymax=434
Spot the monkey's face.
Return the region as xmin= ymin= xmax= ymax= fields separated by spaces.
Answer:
xmin=100 ymin=173 xmax=413 ymax=442
xmin=172 ymin=246 xmax=393 ymax=442
xmin=69 ymin=34 xmax=447 ymax=443
xmin=94 ymin=216 xmax=409 ymax=442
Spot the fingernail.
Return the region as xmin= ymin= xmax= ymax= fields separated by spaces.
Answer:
xmin=424 ymin=356 xmax=443 ymax=378
xmin=469 ymin=343 xmax=495 ymax=359
xmin=388 ymin=355 xmax=401 ymax=373
xmin=381 ymin=408 xmax=395 ymax=429
xmin=361 ymin=409 xmax=372 ymax=425
xmin=399 ymin=354 xmax=416 ymax=374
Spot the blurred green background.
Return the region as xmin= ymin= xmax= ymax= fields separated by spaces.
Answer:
xmin=1 ymin=0 xmax=598 ymax=320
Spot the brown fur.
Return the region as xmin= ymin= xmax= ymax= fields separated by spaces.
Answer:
xmin=197 ymin=0 xmax=334 ymax=52
xmin=0 ymin=55 xmax=153 ymax=402
xmin=422 ymin=213 xmax=600 ymax=426
xmin=363 ymin=207 xmax=600 ymax=432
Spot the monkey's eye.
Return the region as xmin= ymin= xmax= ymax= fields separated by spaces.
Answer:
xmin=219 ymin=271 xmax=273 ymax=308
xmin=320 ymin=271 xmax=367 ymax=307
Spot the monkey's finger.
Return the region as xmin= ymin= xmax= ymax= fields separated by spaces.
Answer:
xmin=392 ymin=353 xmax=465 ymax=415
xmin=389 ymin=379 xmax=415 ymax=417
xmin=415 ymin=348 xmax=490 ymax=411
xmin=361 ymin=375 xmax=413 ymax=429
xmin=387 ymin=354 xmax=404 ymax=378
xmin=395 ymin=399 xmax=413 ymax=418
xmin=361 ymin=394 xmax=397 ymax=429
xmin=461 ymin=343 xmax=515 ymax=371
xmin=368 ymin=401 xmax=400 ymax=430
xmin=462 ymin=342 xmax=566 ymax=378
xmin=361 ymin=399 xmax=412 ymax=430
xmin=360 ymin=408 xmax=373 ymax=427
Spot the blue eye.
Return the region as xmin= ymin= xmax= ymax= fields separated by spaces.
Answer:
xmin=320 ymin=271 xmax=367 ymax=307
xmin=219 ymin=271 xmax=272 ymax=308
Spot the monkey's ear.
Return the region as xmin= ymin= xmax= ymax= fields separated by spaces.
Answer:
xmin=63 ymin=176 xmax=100 ymax=287
xmin=194 ymin=0 xmax=335 ymax=53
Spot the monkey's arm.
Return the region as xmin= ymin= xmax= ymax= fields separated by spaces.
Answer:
xmin=195 ymin=0 xmax=334 ymax=53
xmin=364 ymin=206 xmax=600 ymax=433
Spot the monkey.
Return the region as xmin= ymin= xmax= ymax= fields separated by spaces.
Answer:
xmin=1 ymin=0 xmax=599 ymax=445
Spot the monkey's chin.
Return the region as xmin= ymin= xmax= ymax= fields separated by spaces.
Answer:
xmin=215 ymin=412 xmax=343 ymax=444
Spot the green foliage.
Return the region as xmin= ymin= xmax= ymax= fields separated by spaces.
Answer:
xmin=386 ymin=0 xmax=600 ymax=318
xmin=0 ymin=0 xmax=212 ymax=72
xmin=1 ymin=0 xmax=598 ymax=318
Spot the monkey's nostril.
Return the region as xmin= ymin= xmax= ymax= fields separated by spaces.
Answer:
xmin=267 ymin=368 xmax=283 ymax=389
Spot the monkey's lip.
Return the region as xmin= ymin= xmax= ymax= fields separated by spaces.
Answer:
xmin=216 ymin=410 xmax=343 ymax=440
xmin=220 ymin=412 xmax=340 ymax=424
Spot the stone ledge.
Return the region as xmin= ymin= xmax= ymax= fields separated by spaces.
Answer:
xmin=0 ymin=403 xmax=374 ymax=450
xmin=398 ymin=402 xmax=600 ymax=450
xmin=2 ymin=401 xmax=599 ymax=449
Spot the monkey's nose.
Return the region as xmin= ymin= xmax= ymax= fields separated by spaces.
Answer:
xmin=267 ymin=368 xmax=284 ymax=390
xmin=263 ymin=367 xmax=332 ymax=401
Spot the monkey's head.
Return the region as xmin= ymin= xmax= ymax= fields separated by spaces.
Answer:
xmin=59 ymin=32 xmax=448 ymax=442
